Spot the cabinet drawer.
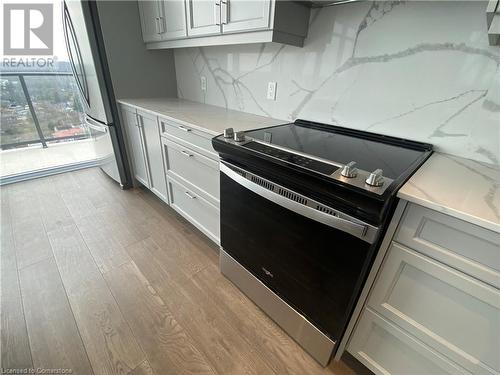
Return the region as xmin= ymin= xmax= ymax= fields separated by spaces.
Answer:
xmin=159 ymin=117 xmax=217 ymax=159
xmin=163 ymin=138 xmax=219 ymax=204
xmin=368 ymin=243 xmax=500 ymax=375
xmin=348 ymin=308 xmax=470 ymax=375
xmin=168 ymin=176 xmax=220 ymax=244
xmin=396 ymin=203 xmax=500 ymax=288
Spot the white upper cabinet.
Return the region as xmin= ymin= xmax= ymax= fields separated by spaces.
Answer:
xmin=139 ymin=0 xmax=187 ymax=42
xmin=138 ymin=1 xmax=162 ymax=42
xmin=186 ymin=0 xmax=222 ymax=36
xmin=141 ymin=0 xmax=310 ymax=48
xmin=221 ymin=0 xmax=271 ymax=33
xmin=158 ymin=0 xmax=187 ymax=40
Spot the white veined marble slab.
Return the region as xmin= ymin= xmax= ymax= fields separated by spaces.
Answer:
xmin=174 ymin=1 xmax=500 ymax=167
xmin=399 ymin=153 xmax=500 ymax=233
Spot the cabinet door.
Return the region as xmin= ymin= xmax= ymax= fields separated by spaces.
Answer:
xmin=368 ymin=243 xmax=500 ymax=375
xmin=138 ymin=0 xmax=162 ymax=42
xmin=221 ymin=0 xmax=271 ymax=34
xmin=121 ymin=106 xmax=150 ymax=187
xmin=158 ymin=0 xmax=187 ymax=40
xmin=186 ymin=0 xmax=221 ymax=36
xmin=348 ymin=308 xmax=470 ymax=375
xmin=139 ymin=112 xmax=168 ymax=203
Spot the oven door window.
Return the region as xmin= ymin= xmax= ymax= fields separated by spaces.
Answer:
xmin=220 ymin=169 xmax=372 ymax=342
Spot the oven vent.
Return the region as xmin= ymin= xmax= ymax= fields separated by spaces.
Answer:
xmin=228 ymin=163 xmax=337 ymax=216
xmin=233 ymin=169 xmax=246 ymax=177
xmin=315 ymin=205 xmax=337 ymax=216
xmin=250 ymin=175 xmax=274 ymax=191
xmin=277 ymin=188 xmax=308 ymax=205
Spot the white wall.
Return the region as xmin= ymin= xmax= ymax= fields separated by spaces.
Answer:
xmin=97 ymin=0 xmax=177 ymax=99
xmin=174 ymin=1 xmax=500 ymax=166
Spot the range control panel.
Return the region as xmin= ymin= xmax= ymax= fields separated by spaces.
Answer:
xmin=243 ymin=141 xmax=338 ymax=175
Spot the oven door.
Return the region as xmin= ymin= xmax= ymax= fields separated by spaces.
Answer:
xmin=219 ymin=161 xmax=379 ymax=343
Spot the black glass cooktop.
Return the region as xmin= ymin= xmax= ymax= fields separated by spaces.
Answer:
xmin=244 ymin=121 xmax=427 ymax=180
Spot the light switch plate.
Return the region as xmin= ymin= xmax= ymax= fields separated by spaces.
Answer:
xmin=201 ymin=76 xmax=207 ymax=91
xmin=267 ymin=81 xmax=277 ymax=100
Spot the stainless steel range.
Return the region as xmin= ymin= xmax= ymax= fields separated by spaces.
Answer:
xmin=212 ymin=120 xmax=432 ymax=366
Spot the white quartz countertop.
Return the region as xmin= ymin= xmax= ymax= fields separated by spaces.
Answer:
xmin=398 ymin=153 xmax=500 ymax=234
xmin=117 ymin=97 xmax=284 ymax=136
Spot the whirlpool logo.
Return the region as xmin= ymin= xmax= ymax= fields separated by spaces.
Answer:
xmin=3 ymin=3 xmax=53 ymax=55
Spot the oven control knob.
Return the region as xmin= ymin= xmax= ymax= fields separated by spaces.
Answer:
xmin=365 ymin=169 xmax=384 ymax=187
xmin=341 ymin=161 xmax=358 ymax=178
xmin=234 ymin=131 xmax=246 ymax=142
xmin=223 ymin=128 xmax=234 ymax=138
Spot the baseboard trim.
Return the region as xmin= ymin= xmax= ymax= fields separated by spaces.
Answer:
xmin=0 ymin=159 xmax=102 ymax=185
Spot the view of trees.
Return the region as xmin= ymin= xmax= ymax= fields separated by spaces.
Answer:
xmin=0 ymin=72 xmax=89 ymax=148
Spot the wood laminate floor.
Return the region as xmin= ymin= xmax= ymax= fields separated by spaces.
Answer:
xmin=1 ymin=168 xmax=372 ymax=375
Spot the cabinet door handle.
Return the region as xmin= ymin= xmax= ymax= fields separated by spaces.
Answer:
xmin=181 ymin=150 xmax=193 ymax=157
xmin=185 ymin=191 xmax=196 ymax=199
xmin=155 ymin=17 xmax=159 ymax=34
xmin=215 ymin=0 xmax=221 ymax=25
xmin=221 ymin=0 xmax=228 ymax=24
xmin=159 ymin=16 xmax=165 ymax=34
xmin=178 ymin=125 xmax=191 ymax=132
xmin=135 ymin=114 xmax=141 ymax=127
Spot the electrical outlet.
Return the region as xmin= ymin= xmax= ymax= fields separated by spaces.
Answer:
xmin=267 ymin=81 xmax=277 ymax=100
xmin=200 ymin=76 xmax=207 ymax=92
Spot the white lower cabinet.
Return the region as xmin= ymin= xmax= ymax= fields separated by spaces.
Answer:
xmin=368 ymin=243 xmax=499 ymax=375
xmin=139 ymin=111 xmax=168 ymax=203
xmin=348 ymin=203 xmax=500 ymax=375
xmin=121 ymin=103 xmax=221 ymax=245
xmin=160 ymin=119 xmax=221 ymax=243
xmin=396 ymin=203 xmax=500 ymax=289
xmin=168 ymin=176 xmax=220 ymax=243
xmin=163 ymin=137 xmax=219 ymax=204
xmin=159 ymin=117 xmax=218 ymax=158
xmin=120 ymin=104 xmax=168 ymax=203
xmin=349 ymin=308 xmax=471 ymax=375
xmin=121 ymin=105 xmax=150 ymax=187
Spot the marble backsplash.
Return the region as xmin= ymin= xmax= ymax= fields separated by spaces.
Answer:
xmin=174 ymin=1 xmax=500 ymax=166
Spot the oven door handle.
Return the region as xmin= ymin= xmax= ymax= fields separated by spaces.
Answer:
xmin=220 ymin=163 xmax=378 ymax=243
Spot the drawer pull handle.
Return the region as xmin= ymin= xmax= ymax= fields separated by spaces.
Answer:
xmin=178 ymin=126 xmax=192 ymax=132
xmin=184 ymin=191 xmax=196 ymax=199
xmin=181 ymin=150 xmax=193 ymax=157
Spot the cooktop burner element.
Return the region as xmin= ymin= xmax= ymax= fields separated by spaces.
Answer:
xmin=245 ymin=121 xmax=426 ymax=179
